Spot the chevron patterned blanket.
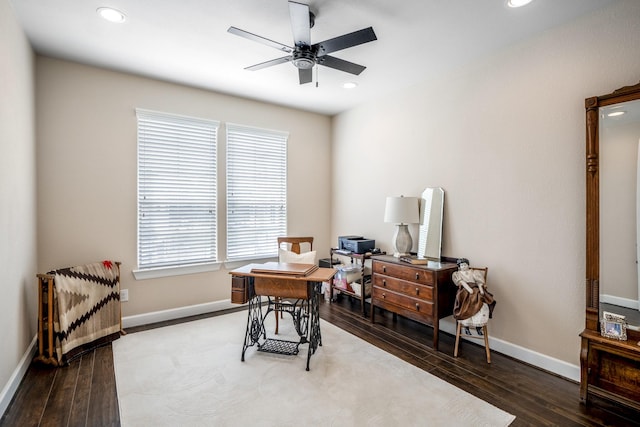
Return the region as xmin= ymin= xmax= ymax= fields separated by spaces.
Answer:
xmin=51 ymin=260 xmax=121 ymax=363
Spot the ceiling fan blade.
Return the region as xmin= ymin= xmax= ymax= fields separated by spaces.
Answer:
xmin=317 ymin=55 xmax=366 ymax=75
xmin=245 ymin=56 xmax=293 ymax=71
xmin=289 ymin=1 xmax=311 ymax=47
xmin=314 ymin=27 xmax=377 ymax=55
xmin=298 ymin=68 xmax=313 ymax=85
xmin=228 ymin=26 xmax=293 ymax=53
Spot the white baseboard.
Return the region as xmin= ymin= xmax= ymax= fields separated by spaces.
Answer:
xmin=0 ymin=335 xmax=37 ymax=418
xmin=439 ymin=319 xmax=580 ymax=382
xmin=122 ymin=299 xmax=243 ymax=328
xmin=600 ymin=293 xmax=639 ymax=310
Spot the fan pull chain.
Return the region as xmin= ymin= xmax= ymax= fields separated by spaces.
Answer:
xmin=315 ymin=65 xmax=319 ymax=88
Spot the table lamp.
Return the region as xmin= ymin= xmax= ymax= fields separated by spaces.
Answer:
xmin=384 ymin=196 xmax=420 ymax=257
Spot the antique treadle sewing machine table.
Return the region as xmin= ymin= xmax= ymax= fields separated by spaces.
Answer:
xmin=230 ymin=263 xmax=336 ymax=371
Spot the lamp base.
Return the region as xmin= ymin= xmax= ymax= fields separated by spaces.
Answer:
xmin=392 ymin=224 xmax=412 ymax=258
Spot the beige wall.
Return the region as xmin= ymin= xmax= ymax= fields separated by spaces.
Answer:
xmin=0 ymin=0 xmax=36 ymax=405
xmin=331 ymin=0 xmax=640 ymax=366
xmin=35 ymin=58 xmax=332 ymax=317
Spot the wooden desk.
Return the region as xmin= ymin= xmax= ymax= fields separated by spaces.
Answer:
xmin=230 ymin=264 xmax=336 ymax=371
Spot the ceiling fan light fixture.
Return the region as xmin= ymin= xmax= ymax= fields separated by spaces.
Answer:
xmin=507 ymin=0 xmax=533 ymax=8
xmin=97 ymin=7 xmax=126 ymax=23
xmin=292 ymin=58 xmax=315 ymax=69
xmin=292 ymin=49 xmax=316 ymax=69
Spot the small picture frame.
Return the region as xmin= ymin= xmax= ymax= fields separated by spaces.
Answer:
xmin=600 ymin=311 xmax=627 ymax=340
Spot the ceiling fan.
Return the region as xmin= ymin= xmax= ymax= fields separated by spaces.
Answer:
xmin=228 ymin=1 xmax=377 ymax=85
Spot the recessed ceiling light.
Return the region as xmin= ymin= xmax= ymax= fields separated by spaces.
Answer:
xmin=97 ymin=7 xmax=126 ymax=23
xmin=343 ymin=82 xmax=358 ymax=89
xmin=607 ymin=111 xmax=626 ymax=117
xmin=507 ymin=0 xmax=533 ymax=7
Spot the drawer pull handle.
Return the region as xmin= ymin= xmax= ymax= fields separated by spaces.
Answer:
xmin=383 ymin=266 xmax=386 ymax=273
xmin=416 ymin=303 xmax=420 ymax=310
xmin=382 ymin=293 xmax=386 ymax=299
xmin=383 ymin=279 xmax=386 ymax=287
xmin=415 ymin=287 xmax=419 ymax=295
xmin=415 ymin=273 xmax=419 ymax=280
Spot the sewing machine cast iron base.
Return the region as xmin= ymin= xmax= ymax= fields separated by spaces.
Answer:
xmin=241 ymin=278 xmax=322 ymax=371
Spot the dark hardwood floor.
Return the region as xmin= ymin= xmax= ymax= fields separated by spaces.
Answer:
xmin=2 ymin=297 xmax=639 ymax=426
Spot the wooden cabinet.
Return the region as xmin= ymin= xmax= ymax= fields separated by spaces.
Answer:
xmin=370 ymin=255 xmax=457 ymax=350
xmin=580 ymin=330 xmax=640 ymax=411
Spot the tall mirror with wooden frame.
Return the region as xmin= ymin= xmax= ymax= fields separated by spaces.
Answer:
xmin=582 ymin=81 xmax=640 ymax=412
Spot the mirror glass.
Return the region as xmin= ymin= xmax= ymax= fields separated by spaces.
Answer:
xmin=600 ymin=98 xmax=640 ymax=327
xmin=417 ymin=187 xmax=444 ymax=260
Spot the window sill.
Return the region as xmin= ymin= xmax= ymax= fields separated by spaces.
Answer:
xmin=223 ymin=257 xmax=275 ymax=270
xmin=133 ymin=262 xmax=222 ymax=280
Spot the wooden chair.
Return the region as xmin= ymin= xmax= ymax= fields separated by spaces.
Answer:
xmin=278 ymin=236 xmax=314 ymax=257
xmin=453 ymin=267 xmax=491 ymax=363
xmin=275 ymin=236 xmax=314 ymax=334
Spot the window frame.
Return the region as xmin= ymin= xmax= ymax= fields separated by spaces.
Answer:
xmin=134 ymin=109 xmax=220 ymax=278
xmin=225 ymin=123 xmax=288 ymax=262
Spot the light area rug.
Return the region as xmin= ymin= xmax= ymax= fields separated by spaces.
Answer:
xmin=113 ymin=309 xmax=515 ymax=426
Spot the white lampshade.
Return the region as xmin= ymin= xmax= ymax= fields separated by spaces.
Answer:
xmin=384 ymin=196 xmax=419 ymax=257
xmin=384 ymin=196 xmax=419 ymax=224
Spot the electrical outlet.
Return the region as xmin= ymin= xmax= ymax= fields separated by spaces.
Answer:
xmin=120 ymin=289 xmax=129 ymax=302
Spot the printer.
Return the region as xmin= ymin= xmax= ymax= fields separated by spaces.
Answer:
xmin=338 ymin=235 xmax=376 ymax=254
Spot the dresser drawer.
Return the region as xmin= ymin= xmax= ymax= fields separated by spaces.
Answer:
xmin=371 ymin=256 xmax=458 ymax=350
xmin=372 ymin=274 xmax=433 ymax=301
xmin=231 ymin=276 xmax=249 ymax=304
xmin=254 ymin=276 xmax=311 ymax=299
xmin=372 ymin=261 xmax=434 ymax=286
xmin=372 ymin=287 xmax=434 ymax=316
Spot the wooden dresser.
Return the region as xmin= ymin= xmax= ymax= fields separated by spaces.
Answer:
xmin=370 ymin=255 xmax=457 ymax=350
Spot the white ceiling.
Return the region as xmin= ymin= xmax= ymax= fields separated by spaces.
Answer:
xmin=10 ymin=0 xmax=617 ymax=116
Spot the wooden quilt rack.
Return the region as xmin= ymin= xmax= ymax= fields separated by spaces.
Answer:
xmin=34 ymin=261 xmax=123 ymax=366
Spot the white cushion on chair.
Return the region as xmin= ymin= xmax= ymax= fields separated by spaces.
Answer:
xmin=459 ymin=303 xmax=490 ymax=327
xmin=278 ymin=249 xmax=317 ymax=264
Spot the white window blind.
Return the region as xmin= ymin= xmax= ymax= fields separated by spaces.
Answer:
xmin=136 ymin=109 xmax=219 ymax=269
xmin=226 ymin=123 xmax=288 ymax=261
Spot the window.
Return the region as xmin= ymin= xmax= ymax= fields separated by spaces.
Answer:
xmin=226 ymin=123 xmax=288 ymax=261
xmin=136 ymin=109 xmax=219 ymax=270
